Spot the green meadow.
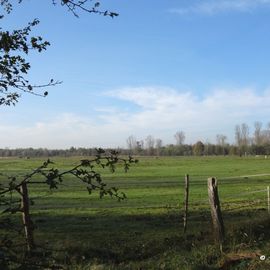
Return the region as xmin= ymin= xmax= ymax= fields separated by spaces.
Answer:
xmin=1 ymin=155 xmax=270 ymax=269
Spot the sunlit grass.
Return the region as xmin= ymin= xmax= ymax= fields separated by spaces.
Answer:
xmin=1 ymin=155 xmax=270 ymax=269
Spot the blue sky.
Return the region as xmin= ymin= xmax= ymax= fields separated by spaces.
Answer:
xmin=1 ymin=0 xmax=270 ymax=148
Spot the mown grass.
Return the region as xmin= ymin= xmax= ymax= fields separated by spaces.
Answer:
xmin=1 ymin=155 xmax=270 ymax=269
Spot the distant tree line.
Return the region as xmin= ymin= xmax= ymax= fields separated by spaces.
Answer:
xmin=0 ymin=147 xmax=99 ymax=158
xmin=126 ymin=121 xmax=270 ymax=157
xmin=2 ymin=122 xmax=270 ymax=158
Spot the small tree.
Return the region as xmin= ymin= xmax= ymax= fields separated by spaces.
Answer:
xmin=235 ymin=123 xmax=250 ymax=155
xmin=216 ymin=134 xmax=227 ymax=155
xmin=192 ymin=141 xmax=204 ymax=156
xmin=126 ymin=135 xmax=137 ymax=154
xmin=174 ymin=131 xmax=185 ymax=145
xmin=145 ymin=135 xmax=155 ymax=156
xmin=253 ymin=121 xmax=263 ymax=146
xmin=0 ymin=149 xmax=137 ymax=268
xmin=155 ymin=138 xmax=163 ymax=156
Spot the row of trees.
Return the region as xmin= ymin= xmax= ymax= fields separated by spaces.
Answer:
xmin=1 ymin=121 xmax=270 ymax=158
xmin=0 ymin=143 xmax=266 ymax=158
xmin=125 ymin=122 xmax=270 ymax=156
xmin=126 ymin=131 xmax=186 ymax=156
xmin=0 ymin=147 xmax=98 ymax=157
xmin=124 ymin=140 xmax=270 ymax=157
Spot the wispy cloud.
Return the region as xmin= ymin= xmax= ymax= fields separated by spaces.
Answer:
xmin=169 ymin=0 xmax=270 ymax=16
xmin=108 ymin=87 xmax=270 ymax=134
xmin=1 ymin=86 xmax=269 ymax=148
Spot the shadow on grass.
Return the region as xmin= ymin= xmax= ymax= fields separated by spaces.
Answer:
xmin=28 ymin=208 xmax=270 ymax=269
xmin=33 ymin=210 xmax=211 ymax=262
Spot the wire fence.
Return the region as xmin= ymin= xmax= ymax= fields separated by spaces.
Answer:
xmin=180 ymin=173 xmax=270 ymax=234
xmin=3 ymin=171 xmax=270 ymax=222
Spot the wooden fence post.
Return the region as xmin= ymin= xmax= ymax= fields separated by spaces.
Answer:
xmin=267 ymin=186 xmax=270 ymax=214
xmin=20 ymin=182 xmax=35 ymax=251
xmin=207 ymin=177 xmax=225 ymax=250
xmin=183 ymin=174 xmax=189 ymax=233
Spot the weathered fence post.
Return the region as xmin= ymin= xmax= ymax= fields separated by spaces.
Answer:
xmin=267 ymin=186 xmax=270 ymax=214
xmin=207 ymin=177 xmax=225 ymax=251
xmin=183 ymin=174 xmax=189 ymax=233
xmin=20 ymin=182 xmax=35 ymax=251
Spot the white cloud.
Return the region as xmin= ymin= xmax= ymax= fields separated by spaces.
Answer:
xmin=169 ymin=0 xmax=270 ymax=16
xmin=1 ymin=87 xmax=270 ymax=148
xmin=0 ymin=113 xmax=132 ymax=149
xmin=108 ymin=87 xmax=270 ymax=140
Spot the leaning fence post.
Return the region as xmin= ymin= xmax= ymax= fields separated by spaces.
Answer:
xmin=183 ymin=174 xmax=189 ymax=233
xmin=267 ymin=186 xmax=270 ymax=214
xmin=20 ymin=182 xmax=35 ymax=251
xmin=207 ymin=177 xmax=225 ymax=251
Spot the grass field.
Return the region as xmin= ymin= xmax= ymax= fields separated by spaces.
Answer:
xmin=1 ymin=155 xmax=270 ymax=269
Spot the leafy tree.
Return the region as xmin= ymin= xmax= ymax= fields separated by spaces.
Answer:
xmin=0 ymin=17 xmax=57 ymax=105
xmin=192 ymin=141 xmax=204 ymax=156
xmin=0 ymin=0 xmax=118 ymax=105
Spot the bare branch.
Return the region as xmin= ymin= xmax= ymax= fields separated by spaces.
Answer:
xmin=59 ymin=0 xmax=119 ymax=18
